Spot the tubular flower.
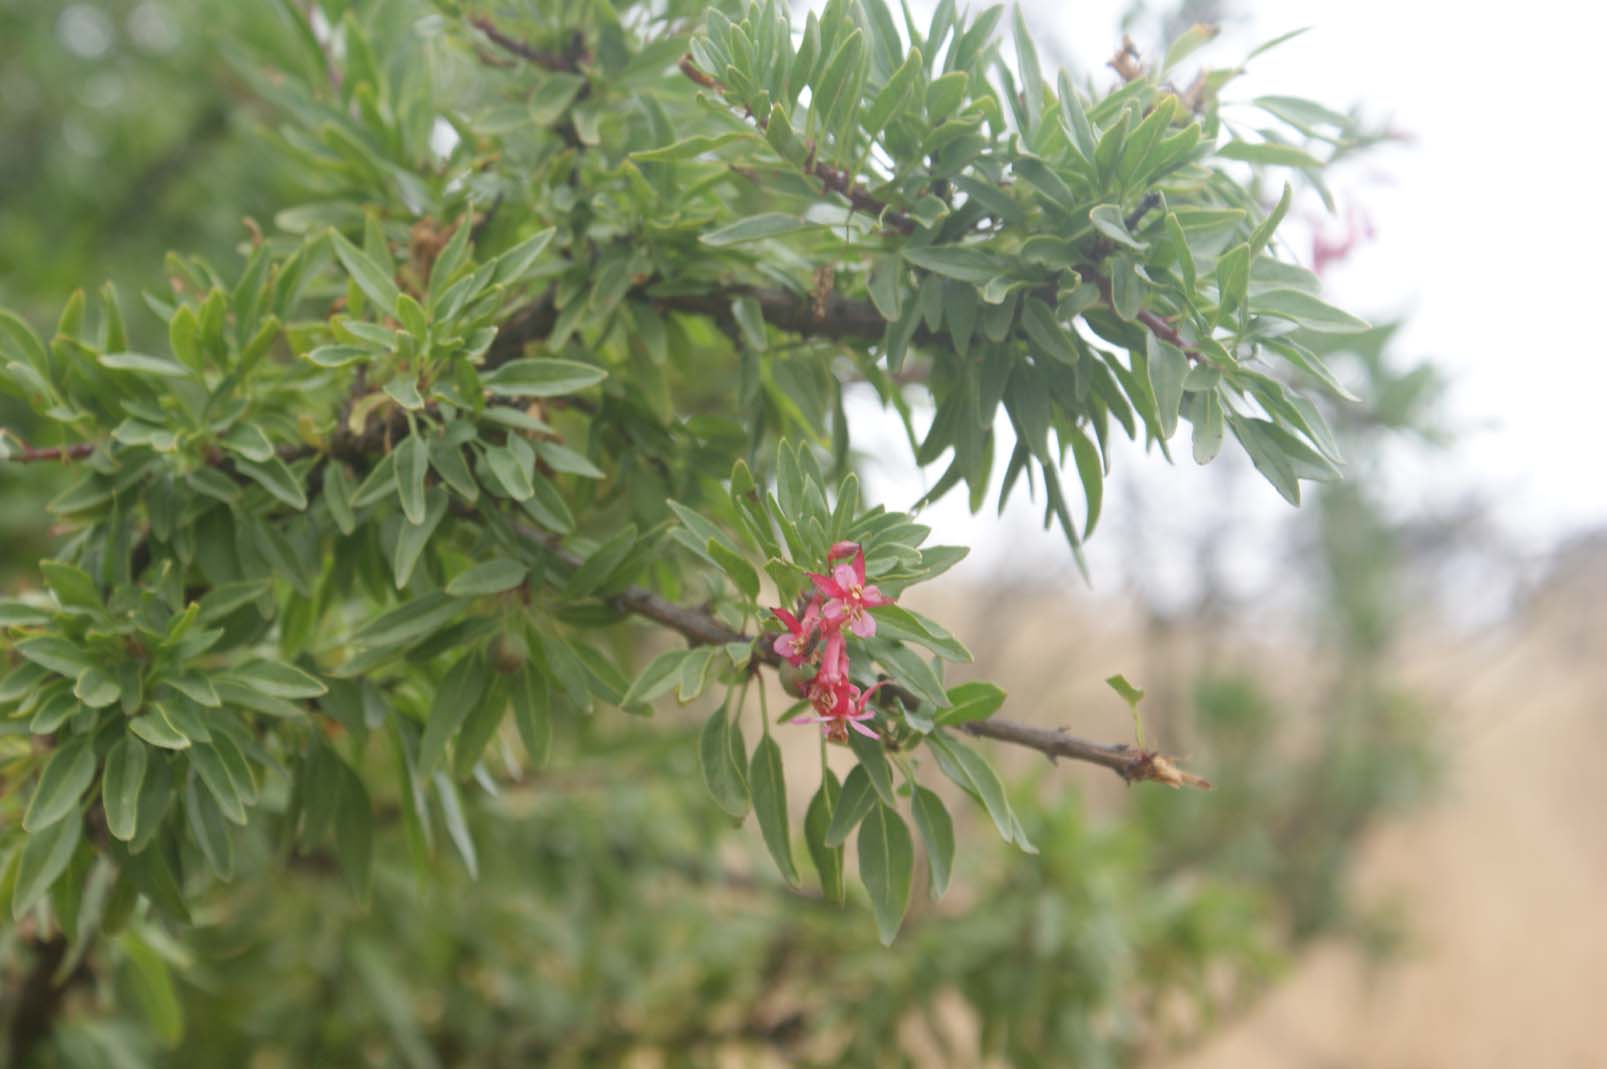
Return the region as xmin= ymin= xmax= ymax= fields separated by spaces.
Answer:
xmin=808 ymin=543 xmax=892 ymax=638
xmin=768 ymin=541 xmax=899 ymax=744
xmin=799 ymin=680 xmax=886 ymax=742
xmin=770 ymin=600 xmax=820 ymax=667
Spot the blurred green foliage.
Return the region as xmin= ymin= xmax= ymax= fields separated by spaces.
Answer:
xmin=0 ymin=1 xmax=1440 ymax=1066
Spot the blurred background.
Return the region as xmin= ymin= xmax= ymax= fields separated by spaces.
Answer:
xmin=2 ymin=0 xmax=1603 ymax=1066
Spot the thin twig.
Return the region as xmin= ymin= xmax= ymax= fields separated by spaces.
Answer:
xmin=518 ymin=523 xmax=1206 ymax=786
xmin=677 ymin=55 xmax=917 ymax=235
xmin=469 ymin=17 xmax=581 ymax=74
xmin=1 ymin=440 xmax=97 ymax=463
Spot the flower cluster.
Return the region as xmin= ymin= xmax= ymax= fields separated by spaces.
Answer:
xmin=771 ymin=541 xmax=894 ymax=742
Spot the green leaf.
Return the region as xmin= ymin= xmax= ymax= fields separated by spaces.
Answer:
xmin=0 ymin=599 xmax=51 ymax=627
xmin=354 ymin=592 xmax=466 ymax=649
xmin=749 ymin=734 xmax=798 ymax=885
xmin=1106 ymin=672 xmax=1145 ymax=708
xmin=1021 ymin=297 xmax=1079 ymax=366
xmin=824 ymin=764 xmax=877 ymax=847
xmin=16 ymin=635 xmax=93 ymax=677
xmin=417 ymin=654 xmax=489 ymax=779
xmin=129 ymin=710 xmax=191 ymax=750
xmin=330 ymin=230 xmax=400 ymax=316
xmin=221 ymin=424 xmax=275 ymax=463
xmin=562 ymin=525 xmax=637 ymax=597
xmin=123 ymin=930 xmax=184 ymax=1045
xmin=1216 ymin=140 xmax=1323 ymax=169
xmin=698 ymin=705 xmax=749 ymax=819
xmin=901 ymin=244 xmax=1005 ymax=284
xmin=190 ymin=743 xmax=247 ymax=825
xmin=534 ymin=441 xmax=604 ymax=479
xmin=1056 ymin=71 xmax=1098 ymax=161
xmin=383 ymin=375 xmax=424 ymax=411
xmin=927 ymin=732 xmax=1035 ymax=853
xmin=731 ymin=296 xmax=767 ymax=351
xmin=869 ymin=605 xmax=971 ymax=662
xmin=1216 ymin=241 xmax=1251 ymax=320
xmin=446 ymin=559 xmax=528 ymax=597
xmin=926 ymin=70 xmax=969 ymax=124
xmin=483 ymin=442 xmax=535 ymax=501
xmin=1252 ymin=288 xmax=1371 ymax=333
xmin=707 ymin=539 xmax=760 ymax=600
xmin=305 ymin=344 xmax=369 ymax=368
xmin=236 ymin=457 xmax=308 ymax=510
xmin=229 ymin=659 xmax=327 ymax=699
xmin=857 ymin=802 xmax=914 ymax=945
xmin=911 ymin=786 xmax=955 ymax=899
xmin=74 ymin=666 xmax=121 ymax=708
xmin=23 ymin=736 xmax=96 ymax=832
xmin=630 ymin=130 xmax=756 ymax=161
xmin=186 ymin=774 xmax=236 ymax=881
xmin=700 ymin=213 xmax=808 ymax=247
xmin=935 ymin=680 xmax=1006 ymax=725
xmin=1193 ymin=389 xmax=1225 ymax=464
xmin=12 ymin=809 xmax=81 ymax=919
xmin=394 ymin=434 xmax=429 ymax=525
xmin=334 ymin=760 xmax=374 ymax=898
xmin=510 ymin=665 xmax=551 ymax=768
xmin=1068 ymin=428 xmax=1104 ymax=538
xmin=846 ymin=729 xmax=896 ymax=807
xmin=804 ymin=770 xmax=845 ymax=903
xmin=620 ymin=649 xmax=689 ymax=708
xmin=99 ymin=352 xmax=194 ymax=377
xmin=863 ymin=46 xmax=922 ymax=137
xmin=483 ymin=358 xmax=606 ymax=398
xmin=491 ymin=227 xmax=556 ymax=284
xmin=103 ymin=736 xmax=148 ymax=842
xmin=873 ymin=642 xmax=949 ymax=708
xmin=1089 ymin=204 xmax=1147 ymax=251
xmin=40 ymin=559 xmax=101 ymax=611
xmin=1010 ymin=5 xmax=1044 ymax=128
xmin=1147 ymin=334 xmax=1189 ymax=439
xmin=393 ymin=487 xmax=448 ymax=588
xmin=1163 ymin=22 xmax=1219 ymax=72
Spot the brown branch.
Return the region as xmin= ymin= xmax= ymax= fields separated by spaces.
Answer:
xmin=677 ymin=55 xmax=917 ymax=235
xmin=1082 ymin=267 xmax=1201 ymax=362
xmin=1109 ymin=35 xmax=1145 ymax=84
xmin=6 ymin=932 xmax=93 ymax=1067
xmin=469 ymin=17 xmax=582 ymax=74
xmin=519 ymin=523 xmax=1205 ymax=787
xmin=1 ymin=439 xmax=96 ymax=463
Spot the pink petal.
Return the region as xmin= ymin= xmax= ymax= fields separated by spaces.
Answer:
xmin=855 ymin=681 xmax=888 ymax=711
xmin=771 ymin=606 xmax=800 ymax=633
xmin=849 ymin=612 xmax=877 ymax=638
xmin=832 ymin=563 xmax=858 ymax=590
xmin=820 ymin=599 xmax=847 ymax=623
xmin=808 ymin=572 xmax=844 ymax=598
xmin=848 ymin=719 xmax=880 ymax=739
xmin=861 ymin=585 xmax=892 ymax=607
xmin=828 ymin=541 xmax=859 ymax=562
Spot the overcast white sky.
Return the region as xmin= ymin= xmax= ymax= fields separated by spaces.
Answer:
xmin=847 ymin=0 xmax=1607 ymax=600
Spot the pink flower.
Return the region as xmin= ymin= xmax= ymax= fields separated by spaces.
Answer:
xmin=798 ymin=679 xmax=886 ymax=742
xmin=808 ymin=543 xmax=891 ymax=638
xmin=770 ymin=600 xmax=820 ymax=667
